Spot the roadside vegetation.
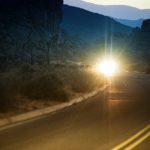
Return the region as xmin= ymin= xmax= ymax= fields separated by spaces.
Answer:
xmin=0 ymin=64 xmax=103 ymax=117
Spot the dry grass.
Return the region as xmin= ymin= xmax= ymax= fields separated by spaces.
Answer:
xmin=0 ymin=64 xmax=103 ymax=116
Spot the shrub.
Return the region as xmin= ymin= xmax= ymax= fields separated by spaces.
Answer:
xmin=0 ymin=65 xmax=103 ymax=113
xmin=0 ymin=77 xmax=17 ymax=112
xmin=63 ymin=69 xmax=103 ymax=93
xmin=21 ymin=74 xmax=69 ymax=101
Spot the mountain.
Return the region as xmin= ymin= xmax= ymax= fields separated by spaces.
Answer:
xmin=62 ymin=5 xmax=132 ymax=42
xmin=114 ymin=19 xmax=143 ymax=28
xmin=64 ymin=0 xmax=150 ymax=20
xmin=0 ymin=0 xmax=132 ymax=67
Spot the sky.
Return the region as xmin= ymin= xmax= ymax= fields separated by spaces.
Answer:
xmin=82 ymin=0 xmax=150 ymax=9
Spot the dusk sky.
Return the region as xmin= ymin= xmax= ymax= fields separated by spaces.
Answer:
xmin=79 ymin=0 xmax=150 ymax=9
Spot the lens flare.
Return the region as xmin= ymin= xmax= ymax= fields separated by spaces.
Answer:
xmin=95 ymin=58 xmax=118 ymax=76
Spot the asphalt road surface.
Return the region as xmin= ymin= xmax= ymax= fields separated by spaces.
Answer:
xmin=0 ymin=72 xmax=150 ymax=150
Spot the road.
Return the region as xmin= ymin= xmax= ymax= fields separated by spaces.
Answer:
xmin=0 ymin=72 xmax=150 ymax=150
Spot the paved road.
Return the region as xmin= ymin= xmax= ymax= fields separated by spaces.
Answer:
xmin=0 ymin=72 xmax=150 ymax=150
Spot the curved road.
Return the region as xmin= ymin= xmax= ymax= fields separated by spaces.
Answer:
xmin=0 ymin=72 xmax=149 ymax=150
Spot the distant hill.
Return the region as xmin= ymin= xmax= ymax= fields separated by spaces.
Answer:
xmin=64 ymin=0 xmax=150 ymax=20
xmin=114 ymin=18 xmax=143 ymax=28
xmin=62 ymin=5 xmax=132 ymax=42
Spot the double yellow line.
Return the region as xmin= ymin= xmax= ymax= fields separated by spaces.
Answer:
xmin=112 ymin=124 xmax=150 ymax=150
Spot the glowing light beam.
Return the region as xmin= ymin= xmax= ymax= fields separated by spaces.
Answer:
xmin=95 ymin=58 xmax=118 ymax=76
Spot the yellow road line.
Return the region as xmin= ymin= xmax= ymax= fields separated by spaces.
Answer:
xmin=125 ymin=131 xmax=150 ymax=150
xmin=112 ymin=124 xmax=150 ymax=150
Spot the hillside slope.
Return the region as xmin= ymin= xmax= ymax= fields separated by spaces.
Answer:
xmin=62 ymin=5 xmax=132 ymax=42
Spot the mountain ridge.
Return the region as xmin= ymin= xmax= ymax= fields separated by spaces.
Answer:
xmin=64 ymin=0 xmax=150 ymax=20
xmin=62 ymin=4 xmax=132 ymax=43
xmin=114 ymin=18 xmax=143 ymax=27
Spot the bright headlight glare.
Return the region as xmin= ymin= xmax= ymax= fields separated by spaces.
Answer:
xmin=95 ymin=58 xmax=118 ymax=76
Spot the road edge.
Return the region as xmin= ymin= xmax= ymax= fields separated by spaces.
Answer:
xmin=0 ymin=85 xmax=108 ymax=129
